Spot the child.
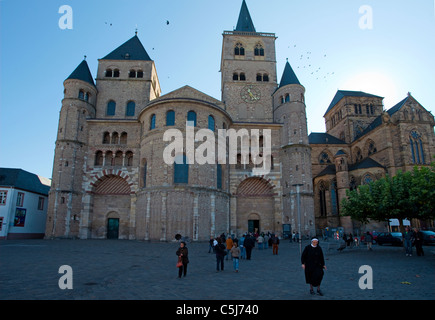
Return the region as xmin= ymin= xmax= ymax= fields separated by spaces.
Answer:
xmin=230 ymin=242 xmax=241 ymax=272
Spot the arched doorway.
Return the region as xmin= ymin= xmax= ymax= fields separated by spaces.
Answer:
xmin=236 ymin=177 xmax=276 ymax=235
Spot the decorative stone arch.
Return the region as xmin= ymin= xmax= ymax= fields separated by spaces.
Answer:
xmin=86 ymin=170 xmax=135 ymax=193
xmin=234 ymin=176 xmax=278 ymax=235
xmin=318 ymin=149 xmax=333 ymax=164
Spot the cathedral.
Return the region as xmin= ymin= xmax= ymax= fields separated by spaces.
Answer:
xmin=45 ymin=1 xmax=434 ymax=241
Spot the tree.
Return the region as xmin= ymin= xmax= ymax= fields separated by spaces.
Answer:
xmin=341 ymin=161 xmax=435 ymax=232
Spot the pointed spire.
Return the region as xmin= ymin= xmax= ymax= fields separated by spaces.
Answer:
xmin=279 ymin=60 xmax=301 ymax=87
xmin=66 ymin=59 xmax=95 ymax=87
xmin=235 ymin=0 xmax=256 ymax=32
xmin=102 ymin=35 xmax=152 ymax=61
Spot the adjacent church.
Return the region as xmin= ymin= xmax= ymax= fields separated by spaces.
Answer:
xmin=45 ymin=1 xmax=435 ymax=241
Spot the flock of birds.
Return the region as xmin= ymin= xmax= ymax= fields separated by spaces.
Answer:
xmin=288 ymin=44 xmax=336 ymax=83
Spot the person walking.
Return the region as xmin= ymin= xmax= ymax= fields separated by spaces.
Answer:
xmin=413 ymin=228 xmax=424 ymax=256
xmin=403 ymin=226 xmax=414 ymax=256
xmin=257 ymin=234 xmax=264 ymax=250
xmin=272 ymin=234 xmax=280 ymax=255
xmin=226 ymin=236 xmax=233 ymax=260
xmin=244 ymin=234 xmax=254 ymax=260
xmin=301 ymin=237 xmax=327 ymax=296
xmin=239 ymin=234 xmax=246 ymax=259
xmin=176 ymin=241 xmax=189 ymax=278
xmin=230 ymin=242 xmax=241 ymax=272
xmin=215 ymin=238 xmax=226 ymax=272
xmin=365 ymin=232 xmax=373 ymax=251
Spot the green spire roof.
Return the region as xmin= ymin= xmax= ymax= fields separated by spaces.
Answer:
xmin=279 ymin=61 xmax=301 ymax=87
xmin=235 ymin=0 xmax=256 ymax=32
xmin=102 ymin=35 xmax=152 ymax=61
xmin=66 ymin=59 xmax=95 ymax=87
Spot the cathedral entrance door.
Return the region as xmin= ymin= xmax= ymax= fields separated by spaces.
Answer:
xmin=248 ymin=219 xmax=260 ymax=234
xmin=107 ymin=218 xmax=119 ymax=239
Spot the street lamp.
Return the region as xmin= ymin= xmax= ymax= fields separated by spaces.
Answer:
xmin=292 ymin=183 xmax=303 ymax=257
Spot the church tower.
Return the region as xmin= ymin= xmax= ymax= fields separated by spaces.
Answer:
xmin=274 ymin=60 xmax=315 ymax=237
xmin=221 ymin=0 xmax=277 ymax=122
xmin=46 ymin=59 xmax=97 ymax=238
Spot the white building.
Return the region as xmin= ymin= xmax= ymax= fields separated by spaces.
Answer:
xmin=0 ymin=168 xmax=51 ymax=239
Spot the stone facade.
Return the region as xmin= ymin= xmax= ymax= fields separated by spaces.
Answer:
xmin=310 ymin=92 xmax=435 ymax=234
xmin=45 ymin=2 xmax=434 ymax=241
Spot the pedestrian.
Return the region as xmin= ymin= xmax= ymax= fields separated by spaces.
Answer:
xmin=226 ymin=236 xmax=233 ymax=260
xmin=413 ymin=228 xmax=424 ymax=256
xmin=295 ymin=232 xmax=300 ymax=243
xmin=257 ymin=233 xmax=264 ymax=250
xmin=176 ymin=241 xmax=189 ymax=278
xmin=215 ymin=238 xmax=226 ymax=272
xmin=403 ymin=226 xmax=414 ymax=256
xmin=264 ymin=233 xmax=269 ymax=249
xmin=292 ymin=231 xmax=296 ymax=243
xmin=244 ymin=233 xmax=254 ymax=260
xmin=272 ymin=234 xmax=280 ymax=255
xmin=230 ymin=242 xmax=241 ymax=272
xmin=301 ymin=237 xmax=326 ymax=296
xmin=239 ymin=234 xmax=246 ymax=259
xmin=209 ymin=236 xmax=215 ymax=253
xmin=365 ymin=231 xmax=373 ymax=251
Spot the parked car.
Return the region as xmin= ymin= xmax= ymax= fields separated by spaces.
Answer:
xmin=421 ymin=230 xmax=435 ymax=245
xmin=376 ymin=232 xmax=403 ymax=246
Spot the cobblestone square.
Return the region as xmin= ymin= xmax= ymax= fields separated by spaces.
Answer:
xmin=0 ymin=239 xmax=434 ymax=301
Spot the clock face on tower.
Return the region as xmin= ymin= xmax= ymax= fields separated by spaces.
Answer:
xmin=240 ymin=85 xmax=261 ymax=103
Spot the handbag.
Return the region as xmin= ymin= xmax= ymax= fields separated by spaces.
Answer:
xmin=176 ymin=257 xmax=183 ymax=268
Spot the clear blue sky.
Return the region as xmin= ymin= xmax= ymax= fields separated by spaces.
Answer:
xmin=1 ymin=0 xmax=434 ymax=179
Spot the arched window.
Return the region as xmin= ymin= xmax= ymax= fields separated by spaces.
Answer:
xmin=166 ymin=110 xmax=175 ymax=126
xmin=95 ymin=151 xmax=103 ymax=166
xmin=234 ymin=42 xmax=245 ymax=56
xmin=410 ymin=130 xmax=425 ymax=164
xmin=111 ymin=132 xmax=119 ymax=144
xmin=208 ymin=115 xmax=215 ymax=131
xmin=319 ymin=152 xmax=331 ymax=164
xmin=330 ymin=179 xmax=338 ymax=215
xmin=113 ymin=69 xmax=120 ymax=77
xmin=120 ymin=132 xmax=127 ymax=144
xmin=233 ymin=73 xmax=239 ymax=81
xmin=84 ymin=92 xmax=90 ymax=102
xmin=362 ymin=173 xmax=374 ymax=185
xmin=78 ymin=90 xmax=85 ymax=100
xmin=349 ymin=176 xmax=357 ymax=191
xmin=150 ymin=114 xmax=156 ymax=130
xmin=107 ymin=101 xmax=116 ymax=116
xmin=174 ymin=154 xmax=188 ymax=184
xmin=285 ymin=94 xmax=290 ymax=103
xmin=187 ymin=111 xmax=197 ymax=127
xmin=239 ymin=73 xmax=246 ymax=81
xmin=105 ymin=69 xmax=113 ymax=77
xmin=254 ymin=43 xmax=264 ymax=56
xmin=126 ymin=151 xmax=133 ymax=166
xmin=114 ymin=151 xmax=123 ymax=166
xmin=137 ymin=70 xmax=144 ymax=78
xmin=102 ymin=132 xmax=110 ymax=144
xmin=126 ymin=101 xmax=135 ymax=117
xmin=129 ymin=70 xmax=136 ymax=78
xmin=318 ymin=181 xmax=327 ymax=217
xmin=367 ymin=140 xmax=377 ymax=155
xmin=354 ymin=147 xmax=363 ymax=163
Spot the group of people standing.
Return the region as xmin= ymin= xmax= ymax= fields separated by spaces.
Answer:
xmin=176 ymin=234 xmax=327 ymax=296
xmin=209 ymin=232 xmax=281 ymax=272
xmin=403 ymin=227 xmax=425 ymax=257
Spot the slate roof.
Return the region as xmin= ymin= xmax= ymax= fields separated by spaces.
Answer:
xmin=0 ymin=168 xmax=51 ymax=196
xmin=66 ymin=59 xmax=95 ymax=87
xmin=309 ymin=132 xmax=346 ymax=145
xmin=315 ymin=157 xmax=385 ymax=178
xmin=324 ymin=90 xmax=383 ymax=116
xmin=102 ymin=35 xmax=152 ymax=61
xmin=279 ymin=61 xmax=301 ymax=87
xmin=235 ymin=0 xmax=256 ymax=32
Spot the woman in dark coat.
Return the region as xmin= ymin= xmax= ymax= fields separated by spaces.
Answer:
xmin=301 ymin=238 xmax=326 ymax=295
xmin=176 ymin=241 xmax=189 ymax=278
